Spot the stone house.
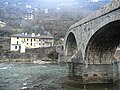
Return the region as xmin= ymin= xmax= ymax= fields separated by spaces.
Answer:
xmin=10 ymin=33 xmax=54 ymax=53
xmin=0 ymin=37 xmax=10 ymax=53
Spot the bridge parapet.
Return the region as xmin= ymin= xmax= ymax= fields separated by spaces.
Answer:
xmin=69 ymin=0 xmax=120 ymax=30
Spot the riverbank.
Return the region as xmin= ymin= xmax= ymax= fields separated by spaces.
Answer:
xmin=32 ymin=60 xmax=57 ymax=64
xmin=0 ymin=58 xmax=58 ymax=65
xmin=0 ymin=46 xmax=58 ymax=63
xmin=0 ymin=59 xmax=31 ymax=63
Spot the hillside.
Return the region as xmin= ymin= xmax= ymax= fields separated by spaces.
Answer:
xmin=0 ymin=0 xmax=112 ymax=42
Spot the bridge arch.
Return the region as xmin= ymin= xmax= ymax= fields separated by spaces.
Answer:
xmin=85 ymin=20 xmax=120 ymax=64
xmin=65 ymin=32 xmax=78 ymax=56
xmin=63 ymin=0 xmax=120 ymax=83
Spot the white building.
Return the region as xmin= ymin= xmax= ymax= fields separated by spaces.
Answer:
xmin=0 ymin=21 xmax=6 ymax=28
xmin=24 ymin=14 xmax=34 ymax=20
xmin=10 ymin=33 xmax=54 ymax=53
xmin=23 ymin=5 xmax=34 ymax=20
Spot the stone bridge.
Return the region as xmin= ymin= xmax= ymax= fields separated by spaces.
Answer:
xmin=64 ymin=0 xmax=120 ymax=84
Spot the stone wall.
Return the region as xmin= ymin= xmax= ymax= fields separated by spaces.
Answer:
xmin=26 ymin=46 xmax=56 ymax=61
xmin=56 ymin=44 xmax=67 ymax=63
xmin=64 ymin=0 xmax=120 ymax=84
xmin=0 ymin=46 xmax=56 ymax=63
xmin=0 ymin=52 xmax=31 ymax=63
xmin=64 ymin=0 xmax=120 ymax=64
xmin=115 ymin=50 xmax=120 ymax=60
xmin=67 ymin=61 xmax=119 ymax=84
xmin=118 ymin=62 xmax=120 ymax=80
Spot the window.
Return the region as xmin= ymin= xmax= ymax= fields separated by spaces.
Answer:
xmin=15 ymin=46 xmax=17 ymax=49
xmin=27 ymin=43 xmax=28 ymax=45
xmin=0 ymin=46 xmax=3 ymax=48
xmin=17 ymin=41 xmax=18 ymax=44
xmin=93 ymin=74 xmax=97 ymax=76
xmin=31 ymin=39 xmax=32 ymax=42
xmin=103 ymin=74 xmax=108 ymax=76
xmin=34 ymin=39 xmax=35 ymax=41
xmin=31 ymin=43 xmax=32 ymax=46
xmin=50 ymin=42 xmax=52 ymax=46
xmin=17 ymin=37 xmax=19 ymax=39
xmin=27 ymin=39 xmax=28 ymax=41
xmin=84 ymin=74 xmax=88 ymax=77
xmin=62 ymin=46 xmax=63 ymax=50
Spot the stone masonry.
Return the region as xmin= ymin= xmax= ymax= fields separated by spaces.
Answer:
xmin=64 ymin=0 xmax=120 ymax=84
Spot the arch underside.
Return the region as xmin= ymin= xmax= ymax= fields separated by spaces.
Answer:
xmin=65 ymin=32 xmax=77 ymax=56
xmin=85 ymin=20 xmax=120 ymax=64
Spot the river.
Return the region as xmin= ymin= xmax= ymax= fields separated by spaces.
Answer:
xmin=0 ymin=63 xmax=119 ymax=90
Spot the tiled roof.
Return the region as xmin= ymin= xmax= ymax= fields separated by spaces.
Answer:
xmin=11 ymin=34 xmax=54 ymax=39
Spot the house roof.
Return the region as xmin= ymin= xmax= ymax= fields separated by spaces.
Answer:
xmin=11 ymin=33 xmax=54 ymax=39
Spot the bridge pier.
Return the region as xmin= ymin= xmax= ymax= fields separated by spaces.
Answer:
xmin=67 ymin=58 xmax=119 ymax=84
xmin=117 ymin=62 xmax=120 ymax=80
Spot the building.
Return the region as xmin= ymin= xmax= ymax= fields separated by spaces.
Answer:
xmin=10 ymin=33 xmax=54 ymax=53
xmin=0 ymin=37 xmax=10 ymax=53
xmin=0 ymin=21 xmax=6 ymax=28
xmin=24 ymin=13 xmax=34 ymax=20
xmin=23 ymin=5 xmax=34 ymax=20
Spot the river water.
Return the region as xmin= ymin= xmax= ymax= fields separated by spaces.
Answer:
xmin=0 ymin=63 xmax=119 ymax=90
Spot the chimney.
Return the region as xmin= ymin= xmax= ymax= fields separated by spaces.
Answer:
xmin=32 ymin=33 xmax=35 ymax=37
xmin=37 ymin=33 xmax=40 ymax=36
xmin=25 ymin=32 xmax=27 ymax=35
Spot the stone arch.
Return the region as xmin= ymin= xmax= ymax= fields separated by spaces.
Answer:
xmin=65 ymin=32 xmax=78 ymax=56
xmin=85 ymin=20 xmax=120 ymax=64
